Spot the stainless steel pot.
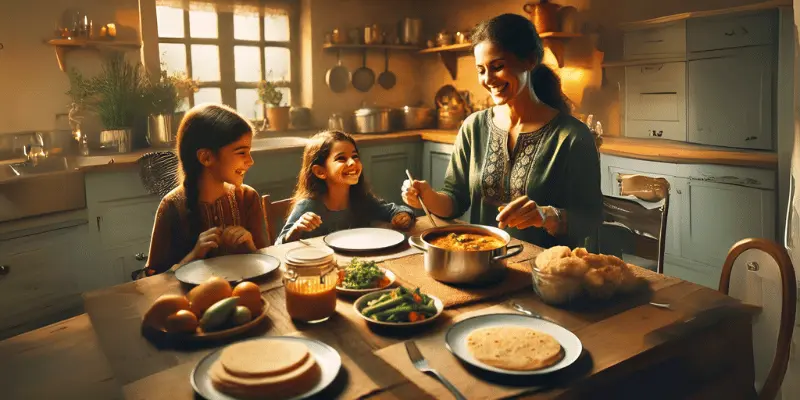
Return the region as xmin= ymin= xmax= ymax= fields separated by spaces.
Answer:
xmin=400 ymin=18 xmax=422 ymax=45
xmin=408 ymin=224 xmax=523 ymax=285
xmin=401 ymin=106 xmax=434 ymax=130
xmin=147 ymin=113 xmax=182 ymax=148
xmin=353 ymin=107 xmax=393 ymax=134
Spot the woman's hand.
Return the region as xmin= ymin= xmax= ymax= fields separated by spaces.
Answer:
xmin=391 ymin=212 xmax=415 ymax=230
xmin=189 ymin=227 xmax=222 ymax=260
xmin=288 ymin=212 xmax=322 ymax=241
xmin=401 ymin=179 xmax=432 ymax=209
xmin=222 ymin=226 xmax=257 ymax=252
xmin=496 ymin=196 xmax=548 ymax=230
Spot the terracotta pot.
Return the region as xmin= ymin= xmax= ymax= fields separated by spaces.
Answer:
xmin=523 ymin=0 xmax=561 ymax=34
xmin=265 ymin=106 xmax=291 ymax=131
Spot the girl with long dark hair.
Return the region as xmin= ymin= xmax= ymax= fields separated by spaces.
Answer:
xmin=276 ymin=130 xmax=414 ymax=244
xmin=144 ymin=103 xmax=268 ymax=275
xmin=402 ymin=13 xmax=602 ymax=249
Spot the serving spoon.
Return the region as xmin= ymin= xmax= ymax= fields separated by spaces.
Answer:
xmin=405 ymin=169 xmax=437 ymax=227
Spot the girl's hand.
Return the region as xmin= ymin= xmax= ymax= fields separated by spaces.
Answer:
xmin=401 ymin=179 xmax=432 ymax=209
xmin=391 ymin=212 xmax=414 ymax=230
xmin=288 ymin=212 xmax=322 ymax=241
xmin=190 ymin=227 xmax=222 ymax=260
xmin=496 ymin=196 xmax=546 ymax=230
xmin=222 ymin=226 xmax=257 ymax=252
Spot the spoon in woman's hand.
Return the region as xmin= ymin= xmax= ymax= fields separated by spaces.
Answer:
xmin=405 ymin=169 xmax=437 ymax=227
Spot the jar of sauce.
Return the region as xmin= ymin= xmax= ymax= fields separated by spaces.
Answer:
xmin=283 ymin=246 xmax=338 ymax=323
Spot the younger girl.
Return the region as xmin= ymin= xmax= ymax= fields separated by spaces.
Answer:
xmin=276 ymin=130 xmax=414 ymax=244
xmin=144 ymin=103 xmax=269 ymax=276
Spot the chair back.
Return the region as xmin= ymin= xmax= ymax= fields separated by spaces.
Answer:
xmin=137 ymin=151 xmax=179 ymax=197
xmin=720 ymin=238 xmax=797 ymax=400
xmin=262 ymin=194 xmax=293 ymax=245
xmin=599 ymin=174 xmax=670 ymax=273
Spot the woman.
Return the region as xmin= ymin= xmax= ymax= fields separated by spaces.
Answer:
xmin=402 ymin=13 xmax=602 ymax=249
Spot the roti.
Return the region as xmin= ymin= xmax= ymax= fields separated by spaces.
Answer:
xmin=220 ymin=339 xmax=310 ymax=378
xmin=210 ymin=351 xmax=320 ymax=399
xmin=466 ymin=326 xmax=564 ymax=371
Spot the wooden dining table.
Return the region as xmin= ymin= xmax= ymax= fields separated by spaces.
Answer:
xmin=2 ymin=218 xmax=757 ymax=400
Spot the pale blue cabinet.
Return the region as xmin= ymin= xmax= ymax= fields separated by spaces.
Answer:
xmin=422 ymin=142 xmax=453 ymax=190
xmin=359 ymin=142 xmax=421 ymax=205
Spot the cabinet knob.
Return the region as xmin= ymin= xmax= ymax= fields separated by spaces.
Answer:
xmin=676 ymin=189 xmax=682 ymax=195
xmin=0 ymin=265 xmax=9 ymax=277
xmin=745 ymin=136 xmax=757 ymax=141
xmin=135 ymin=253 xmax=148 ymax=261
xmin=724 ymin=30 xmax=736 ymax=37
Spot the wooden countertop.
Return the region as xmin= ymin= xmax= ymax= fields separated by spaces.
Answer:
xmin=64 ymin=129 xmax=777 ymax=172
xmin=420 ymin=130 xmax=778 ymax=169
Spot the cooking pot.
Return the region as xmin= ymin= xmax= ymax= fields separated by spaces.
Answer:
xmin=353 ymin=107 xmax=394 ymax=134
xmin=408 ymin=224 xmax=523 ymax=285
xmin=523 ymin=0 xmax=561 ymax=33
xmin=401 ymin=106 xmax=434 ymax=130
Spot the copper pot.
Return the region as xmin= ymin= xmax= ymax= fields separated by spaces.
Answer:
xmin=523 ymin=0 xmax=561 ymax=34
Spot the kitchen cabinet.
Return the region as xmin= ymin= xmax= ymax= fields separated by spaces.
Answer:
xmin=600 ymin=154 xmax=777 ymax=289
xmin=246 ymin=150 xmax=303 ymax=202
xmin=687 ymin=45 xmax=774 ymax=150
xmin=623 ymin=21 xmax=687 ymax=60
xmin=0 ymin=222 xmax=88 ymax=340
xmin=360 ymin=142 xmax=421 ymax=205
xmin=422 ymin=142 xmax=453 ymax=190
xmin=687 ymin=11 xmax=776 ymax=52
xmin=624 ymin=62 xmax=687 ymax=141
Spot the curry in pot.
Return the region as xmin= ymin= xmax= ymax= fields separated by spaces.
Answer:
xmin=428 ymin=232 xmax=505 ymax=251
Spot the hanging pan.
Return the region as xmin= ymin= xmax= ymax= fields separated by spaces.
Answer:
xmin=352 ymin=50 xmax=375 ymax=92
xmin=377 ymin=49 xmax=396 ymax=90
xmin=326 ymin=50 xmax=350 ymax=93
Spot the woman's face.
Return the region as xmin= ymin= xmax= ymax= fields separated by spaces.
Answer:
xmin=203 ymin=132 xmax=254 ymax=186
xmin=314 ymin=140 xmax=362 ymax=187
xmin=474 ymin=41 xmax=535 ymax=106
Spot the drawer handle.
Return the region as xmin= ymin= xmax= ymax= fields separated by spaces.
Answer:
xmin=745 ymin=136 xmax=758 ymax=141
xmin=640 ymin=65 xmax=664 ymax=72
xmin=135 ymin=253 xmax=148 ymax=262
xmin=724 ymin=30 xmax=736 ymax=37
xmin=644 ymin=39 xmax=664 ymax=43
xmin=0 ymin=265 xmax=9 ymax=277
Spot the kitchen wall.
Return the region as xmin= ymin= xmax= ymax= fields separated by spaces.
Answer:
xmin=417 ymin=0 xmax=773 ymax=135
xmin=0 ymin=0 xmax=142 ymax=135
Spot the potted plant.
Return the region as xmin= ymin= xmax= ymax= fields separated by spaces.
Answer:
xmin=258 ymin=79 xmax=290 ymax=131
xmin=76 ymin=53 xmax=149 ymax=153
xmin=144 ymin=65 xmax=198 ymax=147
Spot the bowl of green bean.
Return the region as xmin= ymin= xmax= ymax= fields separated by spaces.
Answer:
xmin=354 ymin=286 xmax=443 ymax=327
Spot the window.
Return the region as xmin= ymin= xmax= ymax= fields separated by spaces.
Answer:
xmin=149 ymin=0 xmax=295 ymax=121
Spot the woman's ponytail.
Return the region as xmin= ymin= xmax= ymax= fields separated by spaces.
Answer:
xmin=530 ymin=64 xmax=570 ymax=115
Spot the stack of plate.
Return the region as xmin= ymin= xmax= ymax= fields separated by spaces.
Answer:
xmin=284 ymin=246 xmax=335 ymax=268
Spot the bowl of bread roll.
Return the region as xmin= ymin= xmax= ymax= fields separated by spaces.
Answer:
xmin=531 ymin=246 xmax=644 ymax=305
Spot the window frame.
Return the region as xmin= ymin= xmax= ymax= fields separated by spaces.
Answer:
xmin=140 ymin=0 xmax=299 ymax=116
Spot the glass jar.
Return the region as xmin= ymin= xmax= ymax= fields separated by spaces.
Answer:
xmin=530 ymin=263 xmax=584 ymax=306
xmin=282 ymin=246 xmax=338 ymax=323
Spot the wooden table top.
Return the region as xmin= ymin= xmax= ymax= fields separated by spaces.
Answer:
xmin=3 ymin=219 xmax=756 ymax=399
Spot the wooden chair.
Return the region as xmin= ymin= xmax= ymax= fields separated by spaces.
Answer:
xmin=599 ymin=174 xmax=670 ymax=273
xmin=719 ymin=238 xmax=797 ymax=400
xmin=262 ymin=194 xmax=293 ymax=246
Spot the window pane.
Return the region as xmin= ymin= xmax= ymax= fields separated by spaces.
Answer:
xmin=264 ymin=47 xmax=290 ymax=81
xmin=264 ymin=13 xmax=290 ymax=41
xmin=156 ymin=6 xmax=184 ymax=38
xmin=236 ymin=89 xmax=263 ymax=121
xmin=189 ymin=9 xmax=218 ymax=38
xmin=276 ymin=87 xmax=290 ymax=107
xmin=158 ymin=43 xmax=187 ymax=75
xmin=194 ymin=87 xmax=222 ymax=105
xmin=191 ymin=45 xmax=220 ymax=81
xmin=234 ymin=13 xmax=260 ymax=40
xmin=234 ymin=46 xmax=262 ymax=82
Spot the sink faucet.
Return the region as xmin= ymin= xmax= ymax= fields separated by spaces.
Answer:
xmin=23 ymin=132 xmax=47 ymax=166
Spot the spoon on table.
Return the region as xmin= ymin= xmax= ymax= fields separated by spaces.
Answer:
xmin=405 ymin=169 xmax=437 ymax=227
xmin=509 ymin=301 xmax=560 ymax=324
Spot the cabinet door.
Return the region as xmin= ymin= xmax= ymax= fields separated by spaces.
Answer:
xmin=607 ymin=167 xmax=683 ymax=258
xmin=0 ymin=225 xmax=87 ymax=338
xmin=680 ymin=179 xmax=776 ymax=267
xmin=422 ymin=142 xmax=454 ymax=190
xmin=361 ymin=143 xmax=421 ymax=205
xmin=625 ymin=62 xmax=687 ymax=141
xmin=688 ymin=46 xmax=774 ymax=150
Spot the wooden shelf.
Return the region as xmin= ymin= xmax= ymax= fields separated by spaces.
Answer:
xmin=418 ymin=32 xmax=582 ymax=79
xmin=322 ymin=43 xmax=420 ymax=51
xmin=46 ymin=39 xmax=142 ymax=72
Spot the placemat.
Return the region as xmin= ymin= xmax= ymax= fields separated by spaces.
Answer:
xmin=382 ymin=252 xmax=539 ymax=309
xmin=374 ymin=304 xmax=550 ymax=400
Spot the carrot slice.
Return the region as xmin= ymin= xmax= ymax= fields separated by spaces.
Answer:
xmin=408 ymin=311 xmax=420 ymax=322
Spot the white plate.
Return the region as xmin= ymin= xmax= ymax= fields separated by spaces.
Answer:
xmin=336 ymin=268 xmax=397 ymax=296
xmin=353 ymin=288 xmax=444 ymax=327
xmin=445 ymin=313 xmax=582 ymax=376
xmin=174 ymin=254 xmax=281 ymax=285
xmin=323 ymin=228 xmax=405 ymax=252
xmin=190 ymin=336 xmax=342 ymax=400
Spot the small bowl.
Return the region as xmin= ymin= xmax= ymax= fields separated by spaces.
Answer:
xmin=353 ymin=289 xmax=443 ymax=327
xmin=336 ymin=268 xmax=397 ymax=296
xmin=530 ymin=264 xmax=584 ymax=306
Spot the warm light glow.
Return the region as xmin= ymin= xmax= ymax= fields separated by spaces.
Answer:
xmin=542 ymin=46 xmax=560 ymax=71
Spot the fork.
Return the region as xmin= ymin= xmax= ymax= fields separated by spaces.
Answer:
xmin=405 ymin=340 xmax=466 ymax=400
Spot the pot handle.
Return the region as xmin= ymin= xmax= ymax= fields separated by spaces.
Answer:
xmin=493 ymin=244 xmax=523 ymax=261
xmin=522 ymin=2 xmax=536 ymax=13
xmin=408 ymin=235 xmax=427 ymax=252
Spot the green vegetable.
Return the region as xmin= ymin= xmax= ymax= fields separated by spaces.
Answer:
xmin=360 ymin=286 xmax=438 ymax=323
xmin=340 ymin=258 xmax=385 ymax=289
xmin=361 ymin=296 xmax=408 ymax=316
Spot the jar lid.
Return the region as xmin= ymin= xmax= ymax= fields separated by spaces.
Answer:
xmin=285 ymin=246 xmax=334 ymax=266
